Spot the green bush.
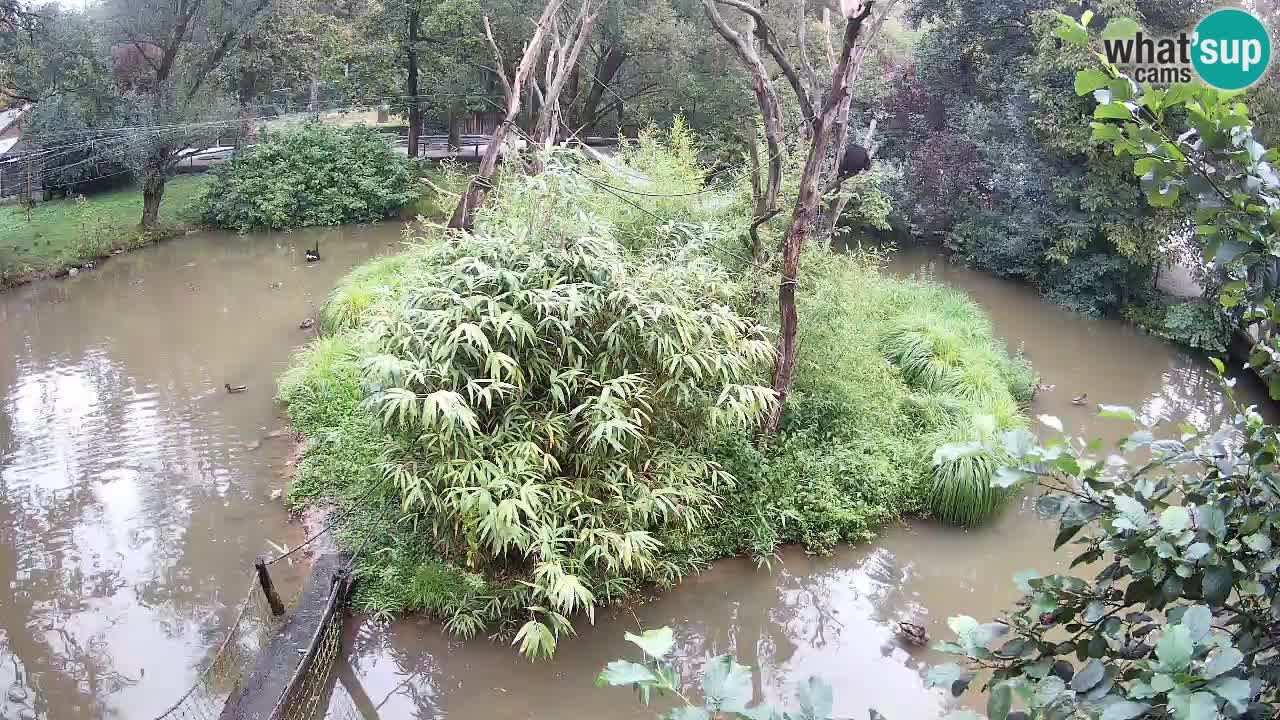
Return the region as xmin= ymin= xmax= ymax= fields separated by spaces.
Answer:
xmin=199 ymin=122 xmax=418 ymax=231
xmin=282 ymin=135 xmax=1033 ymax=657
xmin=1160 ymin=299 xmax=1231 ymax=353
xmin=1124 ymin=294 xmax=1232 ymax=353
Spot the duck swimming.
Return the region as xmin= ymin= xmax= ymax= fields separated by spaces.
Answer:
xmin=225 ymin=383 xmax=248 ymax=394
xmin=1072 ymin=394 xmax=1087 ymax=406
xmin=305 ymin=240 xmax=320 ymax=262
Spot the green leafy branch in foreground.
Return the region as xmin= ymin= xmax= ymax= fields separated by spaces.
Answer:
xmin=1056 ymin=11 xmax=1280 ymax=397
xmin=597 ymin=627 xmax=886 ymax=720
xmin=927 ymin=380 xmax=1278 ymax=719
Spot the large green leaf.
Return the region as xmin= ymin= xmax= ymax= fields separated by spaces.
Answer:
xmin=1180 ymin=605 xmax=1211 ymax=643
xmin=1156 ymin=626 xmax=1194 ymax=673
xmin=1203 ymin=647 xmax=1243 ymax=678
xmin=700 ymin=655 xmax=753 ymax=713
xmin=1209 ymin=676 xmax=1252 ymax=712
xmin=626 ymin=627 xmax=676 ymax=659
xmin=1095 ymin=103 xmax=1134 ymax=120
xmin=987 ymin=681 xmax=1012 ymax=720
xmin=597 ymin=660 xmax=657 ymax=687
xmin=1071 ymin=659 xmax=1105 ymax=692
xmin=1054 ymin=14 xmax=1089 ymax=46
xmin=1101 ymin=18 xmax=1140 ymax=40
xmin=1202 ymin=565 xmax=1234 ymax=604
xmin=1075 ymin=70 xmax=1111 ymax=96
xmin=1159 ymin=506 xmax=1190 ymax=533
xmin=1168 ymin=691 xmax=1217 ymax=720
xmin=1097 ymin=405 xmax=1137 ymax=421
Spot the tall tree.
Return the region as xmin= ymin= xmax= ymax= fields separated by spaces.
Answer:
xmin=704 ymin=0 xmax=893 ymax=439
xmin=448 ymin=0 xmax=568 ymax=231
xmin=102 ymin=0 xmax=273 ymax=229
xmin=530 ymin=0 xmax=602 ymax=168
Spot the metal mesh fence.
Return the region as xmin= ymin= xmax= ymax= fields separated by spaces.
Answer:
xmin=152 ymin=578 xmax=289 ymax=720
xmin=276 ymin=609 xmax=345 ymax=720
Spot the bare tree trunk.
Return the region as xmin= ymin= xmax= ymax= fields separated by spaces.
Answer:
xmin=308 ymin=73 xmax=320 ymax=112
xmin=711 ymin=0 xmax=816 ymax=132
xmin=761 ymin=2 xmax=876 ymax=439
xmin=448 ymin=2 xmax=565 ymax=231
xmin=406 ymin=7 xmax=421 ymax=158
xmin=703 ymin=0 xmax=784 ymax=263
xmin=747 ymin=131 xmax=765 ymax=259
xmin=237 ymin=33 xmax=258 ymax=139
xmin=820 ymin=1 xmax=895 ymax=243
xmin=532 ymin=1 xmax=601 ymax=172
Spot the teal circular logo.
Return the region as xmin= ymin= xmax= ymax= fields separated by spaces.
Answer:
xmin=1193 ymin=8 xmax=1271 ymax=91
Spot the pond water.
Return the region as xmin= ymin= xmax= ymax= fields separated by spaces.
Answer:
xmin=0 ymin=223 xmax=401 ymax=719
xmin=0 ymin=233 xmax=1267 ymax=720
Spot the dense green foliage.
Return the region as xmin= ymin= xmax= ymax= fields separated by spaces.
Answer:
xmin=882 ymin=0 xmax=1209 ymax=321
xmin=281 ymin=133 xmax=1034 ymax=657
xmin=930 ymin=392 xmax=1280 ymax=719
xmin=199 ymin=123 xmax=418 ymax=231
xmin=910 ymin=17 xmax=1280 ymax=720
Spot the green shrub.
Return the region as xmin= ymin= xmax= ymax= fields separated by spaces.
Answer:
xmin=1160 ymin=299 xmax=1231 ymax=353
xmin=282 ymin=132 xmax=1033 ymax=656
xmin=1124 ymin=294 xmax=1232 ymax=353
xmin=704 ymin=250 xmax=1034 ymax=555
xmin=199 ymin=122 xmax=418 ymax=231
xmin=360 ymin=223 xmax=773 ymax=658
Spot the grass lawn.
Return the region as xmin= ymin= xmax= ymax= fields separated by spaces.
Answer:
xmin=0 ymin=174 xmax=209 ymax=287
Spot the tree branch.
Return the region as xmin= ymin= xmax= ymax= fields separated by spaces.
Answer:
xmin=185 ymin=0 xmax=273 ymax=102
xmin=711 ymin=0 xmax=815 ymax=129
xmin=702 ymin=0 xmax=785 ymax=261
xmin=483 ymin=16 xmax=514 ymax=103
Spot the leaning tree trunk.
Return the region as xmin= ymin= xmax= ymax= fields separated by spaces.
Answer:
xmin=448 ymin=2 xmax=565 ymax=231
xmin=406 ymin=7 xmax=421 ymax=158
xmin=761 ymin=2 xmax=875 ymax=439
xmin=576 ymin=44 xmax=625 ymax=134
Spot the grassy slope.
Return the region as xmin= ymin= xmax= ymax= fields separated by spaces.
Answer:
xmin=0 ymin=175 xmax=208 ymax=286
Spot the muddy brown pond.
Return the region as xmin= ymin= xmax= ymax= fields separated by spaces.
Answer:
xmin=0 ymin=237 xmax=1269 ymax=720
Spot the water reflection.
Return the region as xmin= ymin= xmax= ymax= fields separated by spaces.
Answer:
xmin=0 ymin=225 xmax=397 ymax=719
xmin=338 ymin=246 xmax=1273 ymax=720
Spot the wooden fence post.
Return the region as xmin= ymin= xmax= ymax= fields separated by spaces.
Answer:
xmin=255 ymin=556 xmax=286 ymax=616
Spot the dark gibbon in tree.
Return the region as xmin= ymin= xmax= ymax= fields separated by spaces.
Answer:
xmin=836 ymin=144 xmax=872 ymax=183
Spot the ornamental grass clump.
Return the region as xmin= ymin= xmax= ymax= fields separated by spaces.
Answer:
xmin=357 ymin=214 xmax=775 ymax=658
